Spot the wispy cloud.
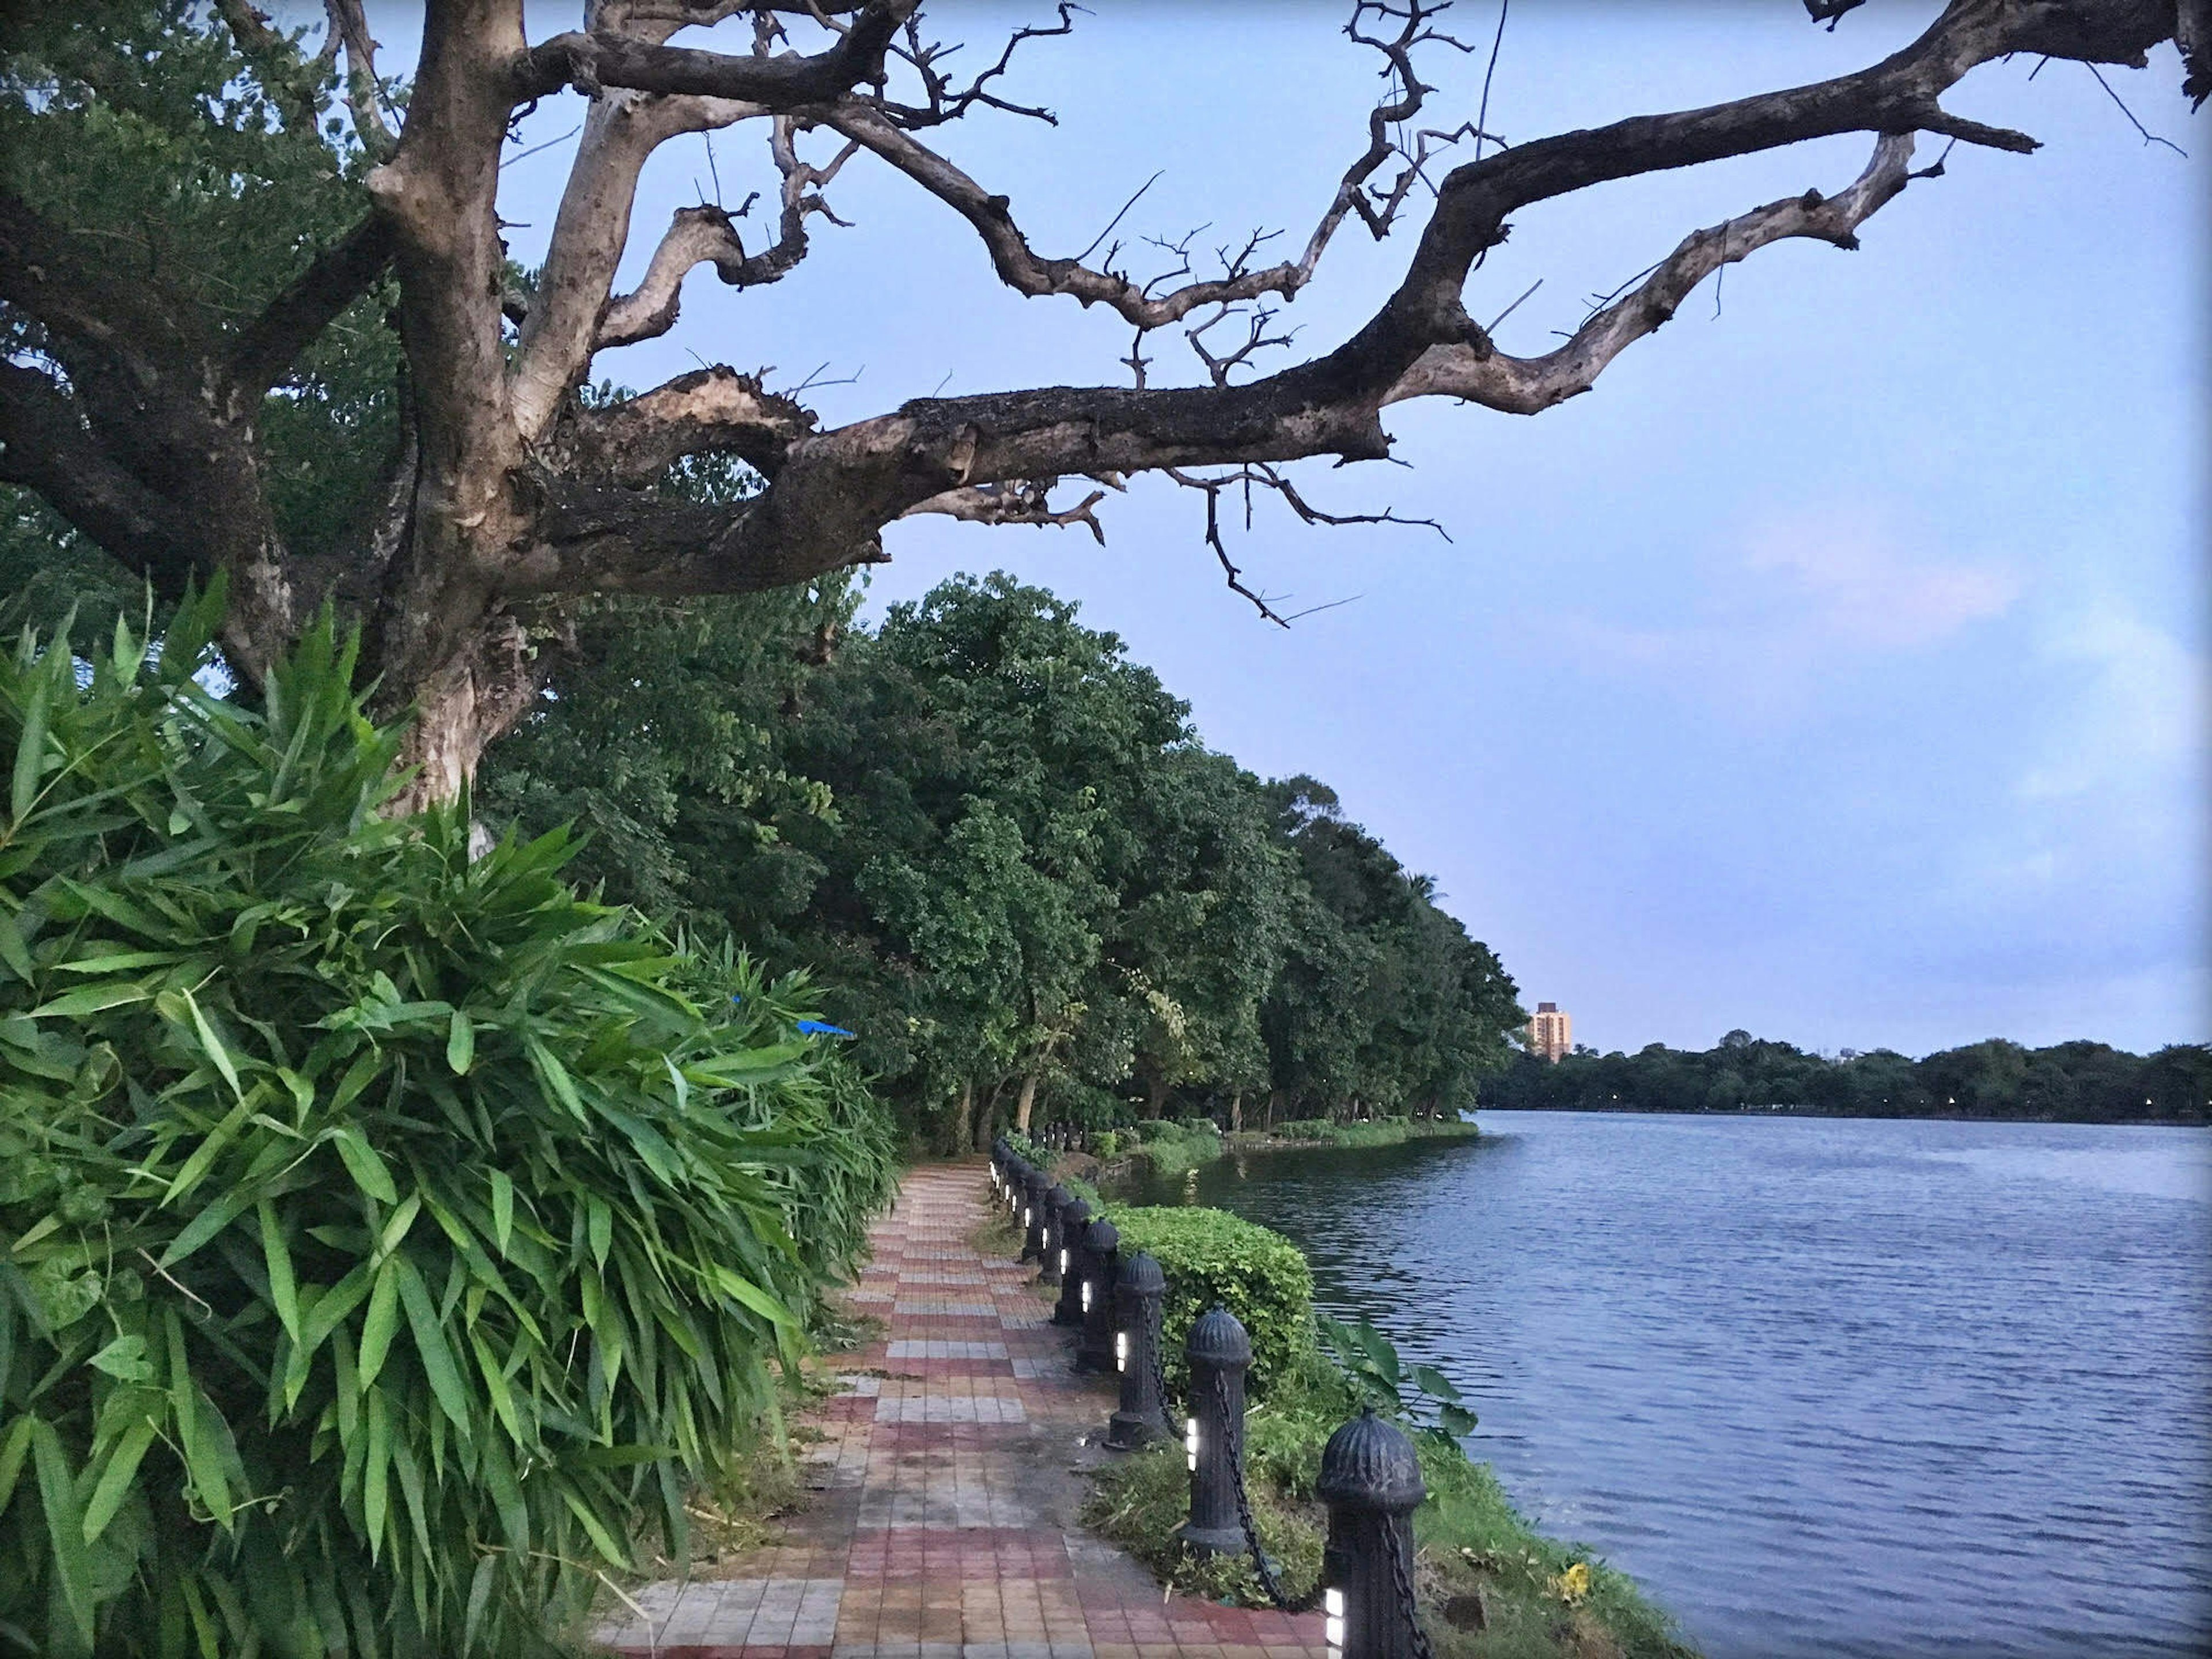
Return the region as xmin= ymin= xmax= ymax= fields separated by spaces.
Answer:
xmin=2017 ymin=597 xmax=2205 ymax=801
xmin=1550 ymin=505 xmax=2022 ymax=719
xmin=1740 ymin=513 xmax=2020 ymax=649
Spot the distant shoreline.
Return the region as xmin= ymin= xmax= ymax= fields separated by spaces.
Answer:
xmin=1477 ymin=1103 xmax=2206 ymax=1128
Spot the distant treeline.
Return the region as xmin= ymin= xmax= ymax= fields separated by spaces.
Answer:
xmin=1483 ymin=1031 xmax=2211 ymax=1124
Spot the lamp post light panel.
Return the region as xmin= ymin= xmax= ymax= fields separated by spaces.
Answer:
xmin=1059 ymin=1247 xmax=1069 ymax=1274
xmin=1115 ymin=1331 xmax=1126 ymax=1372
xmin=1184 ymin=1416 xmax=1199 ymax=1473
xmin=1080 ymin=1281 xmax=1092 ymax=1314
xmin=1323 ymin=1587 xmax=1344 ymax=1653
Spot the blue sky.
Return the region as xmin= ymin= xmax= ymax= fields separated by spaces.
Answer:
xmin=465 ymin=2 xmax=2206 ymax=1057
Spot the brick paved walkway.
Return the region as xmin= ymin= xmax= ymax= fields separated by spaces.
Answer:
xmin=597 ymin=1159 xmax=1327 ymax=1659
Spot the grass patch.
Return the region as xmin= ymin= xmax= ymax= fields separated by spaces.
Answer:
xmin=1082 ymin=1353 xmax=1695 ymax=1659
xmin=1239 ymin=1117 xmax=1482 ymax=1150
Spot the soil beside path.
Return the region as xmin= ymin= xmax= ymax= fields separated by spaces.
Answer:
xmin=597 ymin=1159 xmax=1328 ymax=1659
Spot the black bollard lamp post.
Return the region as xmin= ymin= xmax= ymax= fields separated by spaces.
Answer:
xmin=1107 ymin=1251 xmax=1168 ymax=1449
xmin=1074 ymin=1217 xmax=1119 ymax=1372
xmin=1177 ymin=1304 xmax=1253 ymax=1557
xmin=1020 ymin=1166 xmax=1050 ymax=1263
xmin=1316 ymin=1408 xmax=1428 ymax=1659
xmin=1039 ymin=1183 xmax=1071 ymax=1285
xmin=1050 ymin=1198 xmax=1091 ymax=1326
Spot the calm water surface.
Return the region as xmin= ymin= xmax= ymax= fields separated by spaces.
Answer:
xmin=1126 ymin=1112 xmax=2212 ymax=1658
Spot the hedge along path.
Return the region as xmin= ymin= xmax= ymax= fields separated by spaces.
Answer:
xmin=596 ymin=1158 xmax=1330 ymax=1659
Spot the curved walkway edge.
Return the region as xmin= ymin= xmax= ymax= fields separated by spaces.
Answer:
xmin=597 ymin=1158 xmax=1328 ymax=1659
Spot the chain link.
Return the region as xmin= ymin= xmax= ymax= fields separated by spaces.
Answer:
xmin=1381 ymin=1508 xmax=1435 ymax=1659
xmin=1147 ymin=1299 xmax=1176 ymax=1437
xmin=1212 ymin=1370 xmax=1324 ymax=1615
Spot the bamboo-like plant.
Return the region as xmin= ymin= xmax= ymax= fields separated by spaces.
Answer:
xmin=0 ymin=589 xmax=894 ymax=1655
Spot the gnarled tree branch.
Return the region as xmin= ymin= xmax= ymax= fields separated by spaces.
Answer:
xmin=513 ymin=1 xmax=914 ymax=107
xmin=593 ymin=118 xmax=860 ymax=353
xmin=0 ymin=362 xmax=207 ymax=597
xmin=1385 ymin=132 xmax=1921 ymax=413
xmin=225 ymin=214 xmax=397 ymax=410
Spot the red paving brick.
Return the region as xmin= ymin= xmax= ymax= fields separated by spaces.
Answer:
xmin=598 ymin=1160 xmax=1327 ymax=1658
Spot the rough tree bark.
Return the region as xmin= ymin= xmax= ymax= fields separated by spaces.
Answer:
xmin=1014 ymin=1073 xmax=1038 ymax=1135
xmin=1 ymin=0 xmax=2198 ymax=805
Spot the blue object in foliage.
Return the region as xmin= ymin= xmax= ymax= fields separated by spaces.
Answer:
xmin=796 ymin=1020 xmax=855 ymax=1038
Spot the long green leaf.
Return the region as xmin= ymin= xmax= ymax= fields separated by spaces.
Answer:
xmin=357 ymin=1259 xmax=401 ymax=1388
xmin=11 ymin=662 xmax=51 ymax=824
xmin=394 ymin=1256 xmax=474 ymax=1441
xmin=82 ymin=1414 xmax=159 ymax=1544
xmin=259 ymin=1200 xmax=300 ymax=1342
xmin=181 ymin=986 xmax=243 ymax=1097
xmin=445 ymin=1009 xmax=474 ymax=1075
xmin=31 ymin=1419 xmax=95 ymax=1639
xmin=488 ymin=1170 xmax=513 ymax=1258
xmin=0 ymin=1414 xmax=33 ymax=1522
xmin=331 ymin=1124 xmax=398 ymax=1203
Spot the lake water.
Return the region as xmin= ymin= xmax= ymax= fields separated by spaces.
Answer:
xmin=1123 ymin=1112 xmax=2212 ymax=1658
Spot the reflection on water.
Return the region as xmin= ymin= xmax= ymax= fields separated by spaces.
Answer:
xmin=1123 ymin=1112 xmax=2212 ymax=1658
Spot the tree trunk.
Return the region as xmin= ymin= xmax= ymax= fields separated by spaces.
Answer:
xmin=1143 ymin=1074 xmax=1168 ymax=1120
xmin=975 ymin=1078 xmax=1007 ymax=1152
xmin=954 ymin=1081 xmax=972 ymax=1157
xmin=1266 ymin=1090 xmax=1281 ymax=1130
xmin=1228 ymin=1090 xmax=1242 ymax=1133
xmin=1014 ymin=1072 xmax=1038 ymax=1135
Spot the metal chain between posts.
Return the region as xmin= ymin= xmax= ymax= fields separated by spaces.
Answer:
xmin=1212 ymin=1370 xmax=1323 ymax=1615
xmin=1381 ymin=1505 xmax=1436 ymax=1659
xmin=1147 ymin=1298 xmax=1176 ymax=1437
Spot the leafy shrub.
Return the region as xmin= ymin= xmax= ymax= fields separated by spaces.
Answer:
xmin=1315 ymin=1313 xmax=1478 ymax=1451
xmin=1092 ymin=1130 xmax=1120 ymax=1159
xmin=0 ymin=597 xmax=894 ymax=1656
xmin=1105 ymin=1206 xmax=1312 ymax=1396
xmin=1121 ymin=1116 xmax=1224 ymax=1177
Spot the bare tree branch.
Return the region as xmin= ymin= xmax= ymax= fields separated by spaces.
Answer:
xmin=901 ymin=477 xmax=1113 ymax=541
xmin=874 ymin=3 xmax=1082 ymax=129
xmin=592 ymin=118 xmax=861 ymax=352
xmin=323 ymin=0 xmax=398 ymax=157
xmin=510 ymin=88 xmax=768 ymax=437
xmin=513 ymin=1 xmax=914 ymax=106
xmin=1385 ymin=133 xmax=1918 ymax=413
xmin=562 ymin=365 xmax=816 ymax=484
xmin=808 ymin=0 xmax=1479 ymax=335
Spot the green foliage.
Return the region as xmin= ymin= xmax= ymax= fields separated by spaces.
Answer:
xmin=0 ymin=2 xmax=403 ymax=619
xmin=1315 ymin=1314 xmax=1479 ymax=1451
xmin=1104 ymin=1207 xmax=1312 ymax=1397
xmin=1092 ymin=1130 xmax=1120 ymax=1159
xmin=0 ymin=595 xmax=895 ymax=1655
xmin=1483 ymin=1032 xmax=2211 ymax=1124
xmin=1119 ymin=1118 xmax=1224 ymax=1179
xmin=484 ymin=575 xmax=1525 ymax=1153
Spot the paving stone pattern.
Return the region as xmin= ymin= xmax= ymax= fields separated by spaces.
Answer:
xmin=597 ymin=1160 xmax=1327 ymax=1659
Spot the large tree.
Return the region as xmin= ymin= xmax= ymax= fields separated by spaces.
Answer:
xmin=2 ymin=0 xmax=2203 ymax=804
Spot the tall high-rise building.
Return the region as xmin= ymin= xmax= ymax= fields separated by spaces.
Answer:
xmin=1529 ymin=1002 xmax=1571 ymax=1062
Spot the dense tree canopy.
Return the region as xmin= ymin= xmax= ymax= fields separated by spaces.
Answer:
xmin=480 ymin=573 xmax=1525 ymax=1147
xmin=1486 ymin=1032 xmax=2212 ymax=1124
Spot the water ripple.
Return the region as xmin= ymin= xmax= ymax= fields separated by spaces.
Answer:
xmin=1133 ymin=1113 xmax=2212 ymax=1658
